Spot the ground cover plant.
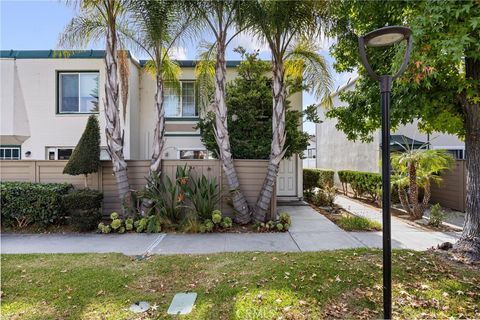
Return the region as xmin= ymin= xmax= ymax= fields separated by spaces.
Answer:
xmin=1 ymin=250 xmax=479 ymax=319
xmin=337 ymin=214 xmax=382 ymax=232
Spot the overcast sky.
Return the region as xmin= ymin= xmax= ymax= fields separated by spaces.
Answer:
xmin=0 ymin=0 xmax=356 ymax=135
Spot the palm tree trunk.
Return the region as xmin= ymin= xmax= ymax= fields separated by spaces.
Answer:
xmin=104 ymin=21 xmax=129 ymax=214
xmin=214 ymin=35 xmax=251 ymax=224
xmin=453 ymin=56 xmax=480 ymax=261
xmin=149 ymin=69 xmax=166 ymax=175
xmin=254 ymin=59 xmax=287 ymax=222
xmin=398 ymin=186 xmax=412 ymax=216
xmin=408 ymin=163 xmax=422 ymax=219
xmin=421 ymin=181 xmax=431 ymax=214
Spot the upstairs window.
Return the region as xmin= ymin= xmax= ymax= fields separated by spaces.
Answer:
xmin=58 ymin=72 xmax=99 ymax=113
xmin=165 ymin=81 xmax=197 ymax=118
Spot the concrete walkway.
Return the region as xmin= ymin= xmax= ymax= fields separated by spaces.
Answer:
xmin=1 ymin=203 xmax=460 ymax=255
xmin=334 ymin=195 xmax=461 ymax=250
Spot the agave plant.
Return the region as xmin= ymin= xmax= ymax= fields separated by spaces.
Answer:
xmin=188 ymin=175 xmax=221 ymax=221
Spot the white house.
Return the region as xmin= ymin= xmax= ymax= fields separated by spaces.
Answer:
xmin=316 ymin=78 xmax=465 ymax=184
xmin=0 ymin=50 xmax=303 ymax=199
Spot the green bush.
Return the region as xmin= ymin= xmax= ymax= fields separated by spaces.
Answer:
xmin=62 ymin=188 xmax=103 ymax=232
xmin=63 ymin=115 xmax=101 ymax=187
xmin=337 ymin=170 xmax=381 ymax=202
xmin=303 ymin=169 xmax=334 ymax=194
xmin=310 ymin=186 xmax=336 ymax=207
xmin=337 ymin=215 xmax=382 ymax=231
xmin=0 ymin=182 xmax=72 ymax=228
xmin=428 ymin=203 xmax=446 ymax=228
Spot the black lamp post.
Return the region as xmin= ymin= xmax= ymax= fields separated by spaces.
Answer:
xmin=358 ymin=26 xmax=413 ymax=320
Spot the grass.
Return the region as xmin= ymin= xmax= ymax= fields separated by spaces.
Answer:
xmin=1 ymin=250 xmax=479 ymax=319
xmin=336 ymin=214 xmax=382 ymax=231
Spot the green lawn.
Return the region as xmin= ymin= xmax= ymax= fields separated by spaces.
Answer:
xmin=1 ymin=250 xmax=479 ymax=319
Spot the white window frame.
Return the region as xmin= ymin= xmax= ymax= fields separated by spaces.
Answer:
xmin=165 ymin=81 xmax=197 ymax=118
xmin=0 ymin=146 xmax=21 ymax=160
xmin=58 ymin=71 xmax=99 ymax=114
xmin=46 ymin=147 xmax=75 ymax=160
xmin=177 ymin=148 xmax=210 ymax=160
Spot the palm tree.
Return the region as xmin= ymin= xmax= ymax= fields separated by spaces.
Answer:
xmin=59 ymin=0 xmax=130 ymax=210
xmin=391 ymin=146 xmax=455 ymax=220
xmin=125 ymin=0 xmax=191 ymax=176
xmin=241 ymin=0 xmax=332 ymax=222
xmin=185 ymin=0 xmax=251 ymax=224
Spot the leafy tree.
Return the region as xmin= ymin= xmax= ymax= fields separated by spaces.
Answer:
xmin=197 ymin=51 xmax=312 ymax=160
xmin=59 ymin=0 xmax=130 ymax=209
xmin=63 ymin=115 xmax=101 ymax=187
xmin=241 ymin=0 xmax=332 ymax=222
xmin=391 ymin=147 xmax=454 ymax=220
xmin=327 ymin=0 xmax=480 ymax=260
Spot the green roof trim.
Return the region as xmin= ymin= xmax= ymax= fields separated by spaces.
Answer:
xmin=0 ymin=50 xmax=107 ymax=59
xmin=139 ymin=59 xmax=241 ymax=68
xmin=0 ymin=50 xmax=241 ymax=67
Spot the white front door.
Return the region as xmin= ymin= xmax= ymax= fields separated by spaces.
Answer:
xmin=277 ymin=157 xmax=296 ymax=196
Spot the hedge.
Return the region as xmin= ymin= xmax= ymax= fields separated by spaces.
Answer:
xmin=62 ymin=188 xmax=103 ymax=231
xmin=303 ymin=169 xmax=334 ymax=192
xmin=0 ymin=181 xmax=72 ymax=228
xmin=337 ymin=170 xmax=381 ymax=202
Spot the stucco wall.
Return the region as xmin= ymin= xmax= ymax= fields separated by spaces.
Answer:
xmin=316 ymin=81 xmax=380 ymax=186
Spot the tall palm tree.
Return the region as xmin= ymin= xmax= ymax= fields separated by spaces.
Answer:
xmin=125 ymin=0 xmax=191 ymax=176
xmin=242 ymin=0 xmax=332 ymax=222
xmin=185 ymin=0 xmax=251 ymax=224
xmin=59 ymin=0 xmax=130 ymax=210
xmin=391 ymin=146 xmax=455 ymax=219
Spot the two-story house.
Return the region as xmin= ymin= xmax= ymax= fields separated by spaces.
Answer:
xmin=0 ymin=50 xmax=303 ymax=199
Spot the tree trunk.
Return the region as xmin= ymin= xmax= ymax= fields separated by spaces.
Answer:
xmin=398 ymin=186 xmax=412 ymax=216
xmin=254 ymin=58 xmax=287 ymax=222
xmin=214 ymin=35 xmax=251 ymax=224
xmin=104 ymin=20 xmax=130 ymax=214
xmin=453 ymin=56 xmax=480 ymax=261
xmin=408 ymin=162 xmax=422 ymax=219
xmin=421 ymin=181 xmax=431 ymax=214
xmin=149 ymin=67 xmax=166 ymax=175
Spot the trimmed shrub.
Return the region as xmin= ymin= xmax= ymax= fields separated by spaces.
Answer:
xmin=0 ymin=182 xmax=72 ymax=228
xmin=62 ymin=189 xmax=103 ymax=231
xmin=303 ymin=169 xmax=334 ymax=191
xmin=337 ymin=170 xmax=381 ymax=202
xmin=63 ymin=115 xmax=101 ymax=187
xmin=337 ymin=215 xmax=382 ymax=231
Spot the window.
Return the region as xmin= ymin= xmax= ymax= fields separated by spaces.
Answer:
xmin=307 ymin=148 xmax=316 ymax=159
xmin=179 ymin=150 xmax=209 ymax=160
xmin=0 ymin=146 xmax=21 ymax=160
xmin=47 ymin=147 xmax=74 ymax=160
xmin=165 ymin=81 xmax=197 ymax=117
xmin=58 ymin=72 xmax=99 ymax=113
xmin=446 ymin=149 xmax=465 ymax=160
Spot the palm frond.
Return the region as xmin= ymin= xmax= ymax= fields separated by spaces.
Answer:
xmin=195 ymin=42 xmax=216 ymax=113
xmin=285 ymin=40 xmax=333 ymax=104
xmin=58 ymin=11 xmax=106 ymax=49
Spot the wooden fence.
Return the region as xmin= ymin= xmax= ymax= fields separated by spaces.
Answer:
xmin=430 ymin=160 xmax=466 ymax=212
xmin=0 ymin=159 xmax=276 ymax=216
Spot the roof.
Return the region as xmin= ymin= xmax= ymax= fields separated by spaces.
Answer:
xmin=138 ymin=59 xmax=241 ymax=67
xmin=387 ymin=134 xmax=426 ymax=151
xmin=0 ymin=50 xmax=241 ymax=68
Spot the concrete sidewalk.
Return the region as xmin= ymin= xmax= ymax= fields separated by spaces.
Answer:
xmin=334 ymin=195 xmax=461 ymax=250
xmin=0 ymin=204 xmax=460 ymax=255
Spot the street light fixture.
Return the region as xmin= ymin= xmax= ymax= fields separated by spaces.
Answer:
xmin=358 ymin=26 xmax=413 ymax=320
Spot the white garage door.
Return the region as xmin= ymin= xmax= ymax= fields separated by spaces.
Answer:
xmin=277 ymin=157 xmax=296 ymax=196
